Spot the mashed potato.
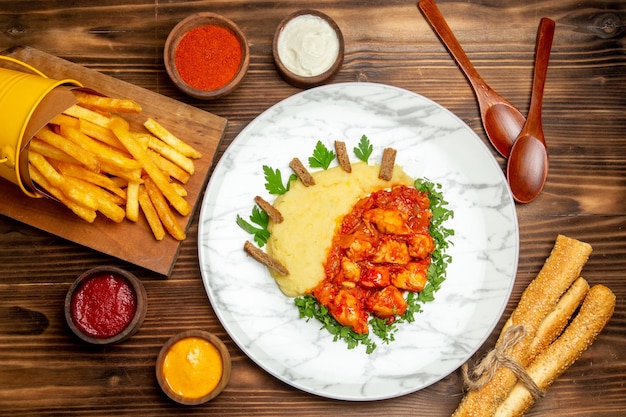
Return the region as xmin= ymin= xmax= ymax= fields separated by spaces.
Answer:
xmin=266 ymin=162 xmax=414 ymax=297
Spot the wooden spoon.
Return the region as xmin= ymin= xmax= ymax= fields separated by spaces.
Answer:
xmin=507 ymin=18 xmax=556 ymax=204
xmin=418 ymin=0 xmax=526 ymax=157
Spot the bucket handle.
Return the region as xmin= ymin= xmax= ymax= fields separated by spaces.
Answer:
xmin=0 ymin=56 xmax=48 ymax=164
xmin=0 ymin=55 xmax=48 ymax=78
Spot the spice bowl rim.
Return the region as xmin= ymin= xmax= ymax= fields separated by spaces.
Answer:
xmin=64 ymin=266 xmax=147 ymax=345
xmin=272 ymin=9 xmax=345 ymax=88
xmin=156 ymin=330 xmax=232 ymax=405
xmin=164 ymin=12 xmax=250 ymax=100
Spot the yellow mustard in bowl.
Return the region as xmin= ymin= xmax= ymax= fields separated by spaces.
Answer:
xmin=157 ymin=330 xmax=231 ymax=405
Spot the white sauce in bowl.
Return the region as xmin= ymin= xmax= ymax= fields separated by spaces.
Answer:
xmin=277 ymin=14 xmax=340 ymax=77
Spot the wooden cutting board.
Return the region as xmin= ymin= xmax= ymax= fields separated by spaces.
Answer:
xmin=0 ymin=46 xmax=226 ymax=275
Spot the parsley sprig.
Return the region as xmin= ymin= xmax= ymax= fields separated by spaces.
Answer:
xmin=236 ymin=206 xmax=270 ymax=247
xmin=353 ymin=135 xmax=373 ymax=163
xmin=263 ymin=165 xmax=296 ymax=195
xmin=295 ymin=295 xmax=378 ymax=354
xmin=408 ymin=178 xmax=454 ymax=311
xmin=237 ymin=165 xmax=295 ymax=244
xmin=308 ymin=140 xmax=335 ymax=170
xmin=295 ymin=177 xmax=454 ymax=353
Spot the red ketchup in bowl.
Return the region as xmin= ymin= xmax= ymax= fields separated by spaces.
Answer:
xmin=70 ymin=272 xmax=137 ymax=339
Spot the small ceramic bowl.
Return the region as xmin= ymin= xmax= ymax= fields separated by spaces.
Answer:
xmin=273 ymin=10 xmax=344 ymax=88
xmin=164 ymin=12 xmax=250 ymax=100
xmin=156 ymin=330 xmax=231 ymax=405
xmin=65 ymin=266 xmax=147 ymax=345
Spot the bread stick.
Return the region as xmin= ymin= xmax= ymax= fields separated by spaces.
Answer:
xmin=452 ymin=235 xmax=593 ymax=417
xmin=494 ymin=284 xmax=615 ymax=417
xmin=529 ymin=277 xmax=589 ymax=354
xmin=497 ymin=277 xmax=589 ymax=349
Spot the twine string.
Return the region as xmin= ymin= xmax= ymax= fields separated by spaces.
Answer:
xmin=461 ymin=325 xmax=545 ymax=400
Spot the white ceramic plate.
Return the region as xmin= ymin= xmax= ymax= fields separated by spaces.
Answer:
xmin=198 ymin=82 xmax=518 ymax=401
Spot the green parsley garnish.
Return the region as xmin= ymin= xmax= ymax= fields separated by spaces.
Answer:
xmin=236 ymin=206 xmax=270 ymax=247
xmin=308 ymin=140 xmax=335 ymax=170
xmin=407 ymin=178 xmax=454 ymax=313
xmin=238 ymin=165 xmax=295 ymax=246
xmin=295 ymin=295 xmax=378 ymax=354
xmin=353 ymin=135 xmax=373 ymax=163
xmin=295 ymin=177 xmax=454 ymax=353
xmin=263 ymin=165 xmax=296 ymax=195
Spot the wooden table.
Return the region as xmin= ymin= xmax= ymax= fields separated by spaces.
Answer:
xmin=1 ymin=1 xmax=624 ymax=415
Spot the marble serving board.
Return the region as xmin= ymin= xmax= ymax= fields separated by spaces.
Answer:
xmin=0 ymin=46 xmax=226 ymax=275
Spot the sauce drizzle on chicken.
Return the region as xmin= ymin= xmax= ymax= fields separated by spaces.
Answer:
xmin=311 ymin=185 xmax=435 ymax=334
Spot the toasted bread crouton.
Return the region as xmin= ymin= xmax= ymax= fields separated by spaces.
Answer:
xmin=379 ymin=147 xmax=397 ymax=181
xmin=244 ymin=241 xmax=289 ymax=275
xmin=289 ymin=157 xmax=315 ymax=186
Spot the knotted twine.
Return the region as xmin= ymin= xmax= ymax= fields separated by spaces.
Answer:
xmin=461 ymin=325 xmax=545 ymax=400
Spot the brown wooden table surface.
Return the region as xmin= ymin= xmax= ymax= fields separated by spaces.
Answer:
xmin=0 ymin=1 xmax=624 ymax=415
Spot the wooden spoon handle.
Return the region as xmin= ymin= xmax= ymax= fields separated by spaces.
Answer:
xmin=417 ymin=0 xmax=486 ymax=90
xmin=526 ymin=18 xmax=556 ymax=134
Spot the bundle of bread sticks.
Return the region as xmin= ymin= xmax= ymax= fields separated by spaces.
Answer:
xmin=452 ymin=234 xmax=615 ymax=417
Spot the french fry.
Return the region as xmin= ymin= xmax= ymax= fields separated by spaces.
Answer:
xmin=143 ymin=118 xmax=202 ymax=159
xmin=57 ymin=162 xmax=126 ymax=199
xmin=28 ymin=151 xmax=98 ymax=210
xmin=60 ymin=125 xmax=142 ymax=172
xmin=29 ymin=138 xmax=80 ymax=165
xmin=28 ymin=150 xmax=70 ymax=192
xmin=125 ymin=181 xmax=140 ymax=222
xmin=143 ymin=177 xmax=186 ymax=241
xmin=63 ymin=104 xmax=111 ymax=128
xmin=170 ymin=181 xmax=188 ymax=197
xmin=140 ymin=133 xmax=195 ymax=175
xmin=138 ymin=185 xmax=165 ymax=241
xmin=99 ymin=161 xmax=143 ymax=184
xmin=101 ymin=189 xmax=125 ymax=206
xmin=49 ymin=114 xmax=79 ymax=128
xmin=110 ymin=117 xmax=191 ymax=217
xmin=29 ymin=165 xmax=97 ymax=223
xmin=147 ymin=148 xmax=191 ymax=184
xmin=78 ymin=119 xmax=126 ymax=151
xmin=73 ymin=90 xmax=142 ymax=114
xmin=66 ymin=176 xmax=125 ymax=223
xmin=110 ymin=176 xmax=128 ymax=189
xmin=35 ymin=127 xmax=100 ymax=173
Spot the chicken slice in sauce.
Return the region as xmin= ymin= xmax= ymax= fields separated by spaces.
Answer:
xmin=313 ymin=185 xmax=435 ymax=334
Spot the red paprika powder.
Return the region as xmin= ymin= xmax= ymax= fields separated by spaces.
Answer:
xmin=175 ymin=24 xmax=243 ymax=91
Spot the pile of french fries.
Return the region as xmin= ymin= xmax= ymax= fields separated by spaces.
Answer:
xmin=27 ymin=90 xmax=202 ymax=241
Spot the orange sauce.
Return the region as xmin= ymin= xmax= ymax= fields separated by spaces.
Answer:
xmin=312 ymin=185 xmax=434 ymax=334
xmin=161 ymin=336 xmax=223 ymax=399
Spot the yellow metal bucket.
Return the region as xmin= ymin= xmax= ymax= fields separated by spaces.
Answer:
xmin=0 ymin=56 xmax=82 ymax=197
